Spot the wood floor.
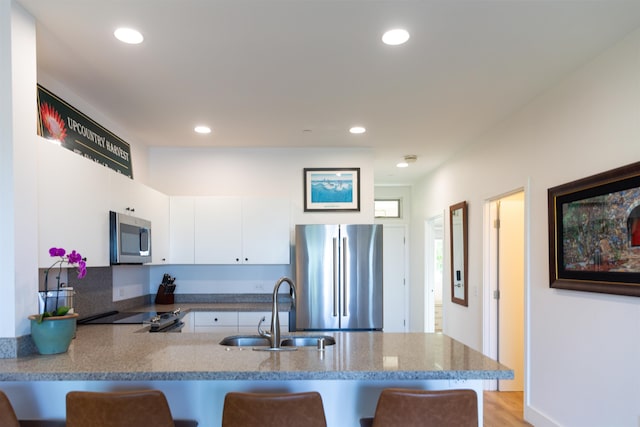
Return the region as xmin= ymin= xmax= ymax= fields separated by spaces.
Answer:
xmin=483 ymin=391 xmax=533 ymax=427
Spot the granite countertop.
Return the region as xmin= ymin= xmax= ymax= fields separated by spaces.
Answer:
xmin=0 ymin=305 xmax=513 ymax=382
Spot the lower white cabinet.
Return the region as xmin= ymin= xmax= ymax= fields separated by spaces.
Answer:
xmin=183 ymin=311 xmax=290 ymax=334
xmin=193 ymin=311 xmax=238 ymax=333
xmin=238 ymin=311 xmax=289 ymax=334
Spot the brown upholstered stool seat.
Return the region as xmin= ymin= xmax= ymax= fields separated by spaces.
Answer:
xmin=66 ymin=389 xmax=197 ymax=427
xmin=363 ymin=388 xmax=478 ymax=427
xmin=0 ymin=390 xmax=20 ymax=427
xmin=222 ymin=391 xmax=327 ymax=427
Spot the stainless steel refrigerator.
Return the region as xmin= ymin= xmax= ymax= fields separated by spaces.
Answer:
xmin=294 ymin=224 xmax=383 ymax=331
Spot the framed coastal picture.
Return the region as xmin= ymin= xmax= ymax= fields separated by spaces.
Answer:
xmin=548 ymin=161 xmax=640 ymax=297
xmin=304 ymin=168 xmax=360 ymax=212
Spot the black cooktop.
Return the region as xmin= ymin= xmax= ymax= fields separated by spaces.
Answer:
xmin=78 ymin=311 xmax=165 ymax=325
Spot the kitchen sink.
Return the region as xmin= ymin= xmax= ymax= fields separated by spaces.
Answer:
xmin=219 ymin=335 xmax=271 ymax=347
xmin=219 ymin=334 xmax=335 ymax=347
xmin=280 ymin=336 xmax=335 ymax=347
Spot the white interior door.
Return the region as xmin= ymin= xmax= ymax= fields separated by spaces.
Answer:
xmin=496 ymin=192 xmax=525 ymax=391
xmin=382 ymin=225 xmax=407 ymax=332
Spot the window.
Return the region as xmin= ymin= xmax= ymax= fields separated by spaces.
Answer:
xmin=375 ymin=199 xmax=401 ymax=218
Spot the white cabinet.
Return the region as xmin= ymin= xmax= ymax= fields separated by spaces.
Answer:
xmin=169 ymin=197 xmax=195 ymax=264
xmin=38 ymin=141 xmax=171 ymax=267
xmin=193 ymin=311 xmax=238 ymax=333
xmin=170 ymin=196 xmax=290 ymax=265
xmin=185 ymin=311 xmax=290 ymax=334
xmin=180 ymin=312 xmax=194 ymax=333
xmin=238 ymin=311 xmax=289 ymax=333
xmin=194 ymin=197 xmax=242 ymax=264
xmin=38 ymin=142 xmax=111 ymax=267
xmin=241 ymin=198 xmax=290 ymax=264
xmin=109 ymin=173 xmax=170 ymax=264
xmin=146 ymin=189 xmax=170 ymax=264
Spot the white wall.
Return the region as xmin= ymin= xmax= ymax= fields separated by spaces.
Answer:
xmin=143 ymin=147 xmax=375 ymax=295
xmin=36 ymin=73 xmax=152 ymax=186
xmin=148 ymin=146 xmax=375 ymax=226
xmin=0 ymin=0 xmax=39 ymax=338
xmin=412 ymin=29 xmax=640 ymax=426
xmin=374 ymin=185 xmax=412 ymax=225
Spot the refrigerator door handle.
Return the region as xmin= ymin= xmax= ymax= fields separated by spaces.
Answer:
xmin=332 ymin=237 xmax=339 ymax=317
xmin=342 ymin=236 xmax=348 ymax=317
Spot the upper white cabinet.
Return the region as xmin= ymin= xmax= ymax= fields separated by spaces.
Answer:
xmin=194 ymin=197 xmax=242 ymax=264
xmin=38 ymin=141 xmax=170 ymax=267
xmin=169 ymin=197 xmax=195 ymax=264
xmin=170 ymin=196 xmax=290 ymax=265
xmin=38 ymin=144 xmax=290 ymax=267
xmin=38 ymin=141 xmax=111 ymax=267
xmin=241 ymin=198 xmax=290 ymax=264
xmin=109 ymin=173 xmax=170 ymax=264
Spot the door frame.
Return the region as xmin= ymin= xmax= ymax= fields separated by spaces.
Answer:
xmin=425 ymin=213 xmax=444 ymax=333
xmin=482 ymin=185 xmax=530 ymax=397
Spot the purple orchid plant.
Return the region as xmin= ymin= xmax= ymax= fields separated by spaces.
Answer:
xmin=41 ymin=247 xmax=87 ymax=319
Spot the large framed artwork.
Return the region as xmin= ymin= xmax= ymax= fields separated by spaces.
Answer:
xmin=303 ymin=168 xmax=360 ymax=212
xmin=548 ymin=162 xmax=640 ymax=297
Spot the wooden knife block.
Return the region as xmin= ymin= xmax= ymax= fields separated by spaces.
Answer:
xmin=155 ymin=284 xmax=175 ymax=305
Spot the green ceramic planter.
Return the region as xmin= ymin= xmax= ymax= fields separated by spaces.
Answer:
xmin=29 ymin=313 xmax=78 ymax=355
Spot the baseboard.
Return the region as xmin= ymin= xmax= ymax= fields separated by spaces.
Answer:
xmin=524 ymin=404 xmax=561 ymax=427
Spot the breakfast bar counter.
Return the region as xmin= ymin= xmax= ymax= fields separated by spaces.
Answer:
xmin=0 ymin=319 xmax=512 ymax=426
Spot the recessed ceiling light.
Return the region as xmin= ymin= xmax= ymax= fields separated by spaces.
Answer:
xmin=114 ymin=28 xmax=144 ymax=44
xmin=349 ymin=126 xmax=366 ymax=134
xmin=194 ymin=125 xmax=212 ymax=134
xmin=382 ymin=29 xmax=410 ymax=46
xmin=396 ymin=162 xmax=409 ymax=168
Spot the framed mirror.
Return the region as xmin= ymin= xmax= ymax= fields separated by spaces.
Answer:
xmin=450 ymin=201 xmax=468 ymax=306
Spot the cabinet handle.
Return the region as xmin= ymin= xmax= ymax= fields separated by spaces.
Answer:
xmin=244 ymin=258 xmax=248 ymax=262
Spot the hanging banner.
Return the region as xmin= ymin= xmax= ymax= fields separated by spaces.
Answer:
xmin=36 ymin=84 xmax=133 ymax=178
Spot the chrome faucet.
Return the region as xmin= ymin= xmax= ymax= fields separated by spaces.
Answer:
xmin=258 ymin=277 xmax=296 ymax=350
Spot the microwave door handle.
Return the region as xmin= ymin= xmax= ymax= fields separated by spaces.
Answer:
xmin=140 ymin=229 xmax=149 ymax=253
xmin=333 ymin=237 xmax=339 ymax=317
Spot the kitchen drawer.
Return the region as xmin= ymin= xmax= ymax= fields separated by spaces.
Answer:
xmin=194 ymin=311 xmax=238 ymax=326
xmin=238 ymin=311 xmax=289 ymax=333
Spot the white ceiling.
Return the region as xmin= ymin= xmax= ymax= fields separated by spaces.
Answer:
xmin=17 ymin=0 xmax=640 ymax=185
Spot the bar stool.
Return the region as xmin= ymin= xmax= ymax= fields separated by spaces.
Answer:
xmin=0 ymin=390 xmax=20 ymax=427
xmin=361 ymin=388 xmax=478 ymax=427
xmin=66 ymin=390 xmax=197 ymax=427
xmin=222 ymin=391 xmax=327 ymax=427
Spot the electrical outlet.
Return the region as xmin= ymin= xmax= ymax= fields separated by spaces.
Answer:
xmin=118 ymin=288 xmax=125 ymax=297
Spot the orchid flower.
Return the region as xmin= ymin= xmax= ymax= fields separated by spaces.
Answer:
xmin=42 ymin=247 xmax=87 ymax=319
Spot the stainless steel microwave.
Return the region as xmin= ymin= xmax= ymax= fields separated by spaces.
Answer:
xmin=109 ymin=211 xmax=152 ymax=264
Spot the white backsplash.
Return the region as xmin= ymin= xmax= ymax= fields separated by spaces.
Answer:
xmin=148 ymin=264 xmax=293 ymax=295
